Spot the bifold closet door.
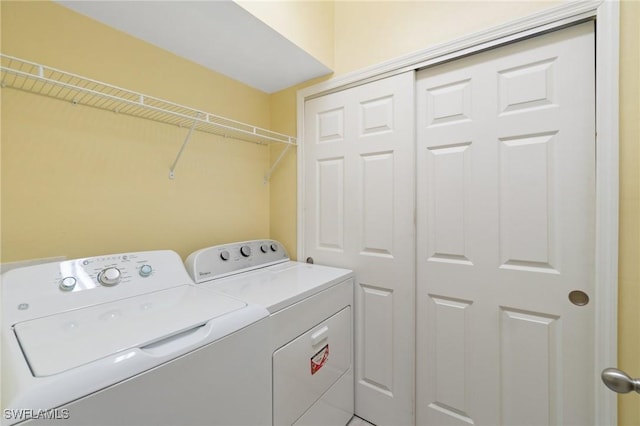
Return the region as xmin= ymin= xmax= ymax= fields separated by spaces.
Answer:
xmin=416 ymin=22 xmax=596 ymax=425
xmin=303 ymin=72 xmax=415 ymax=426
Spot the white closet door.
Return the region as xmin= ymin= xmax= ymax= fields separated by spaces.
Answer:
xmin=303 ymin=72 xmax=415 ymax=426
xmin=416 ymin=22 xmax=595 ymax=425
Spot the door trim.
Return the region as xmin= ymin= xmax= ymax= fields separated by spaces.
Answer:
xmin=296 ymin=1 xmax=619 ymax=424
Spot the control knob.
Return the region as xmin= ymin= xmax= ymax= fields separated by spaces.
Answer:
xmin=139 ymin=264 xmax=153 ymax=277
xmin=260 ymin=244 xmax=269 ymax=253
xmin=220 ymin=250 xmax=230 ymax=261
xmin=59 ymin=277 xmax=77 ymax=291
xmin=270 ymin=244 xmax=278 ymax=252
xmin=240 ymin=245 xmax=252 ymax=257
xmin=98 ymin=267 xmax=122 ymax=286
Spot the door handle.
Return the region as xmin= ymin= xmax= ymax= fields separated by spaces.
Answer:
xmin=601 ymin=368 xmax=640 ymax=394
xmin=140 ymin=322 xmax=210 ymax=357
xmin=311 ymin=326 xmax=329 ymax=346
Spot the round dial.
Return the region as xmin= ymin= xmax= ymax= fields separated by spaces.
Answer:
xmin=260 ymin=244 xmax=268 ymax=253
xmin=240 ymin=245 xmax=252 ymax=257
xmin=220 ymin=250 xmax=230 ymax=261
xmin=139 ymin=264 xmax=153 ymax=277
xmin=59 ymin=276 xmax=77 ymax=291
xmin=98 ymin=267 xmax=122 ymax=286
xmin=270 ymin=244 xmax=278 ymax=252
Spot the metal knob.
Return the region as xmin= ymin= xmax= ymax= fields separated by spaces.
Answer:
xmin=98 ymin=267 xmax=122 ymax=286
xmin=139 ymin=264 xmax=153 ymax=277
xmin=601 ymin=368 xmax=640 ymax=394
xmin=59 ymin=276 xmax=77 ymax=291
xmin=240 ymin=245 xmax=251 ymax=257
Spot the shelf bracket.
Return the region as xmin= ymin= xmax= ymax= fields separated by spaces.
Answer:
xmin=169 ymin=113 xmax=201 ymax=179
xmin=264 ymin=144 xmax=292 ymax=184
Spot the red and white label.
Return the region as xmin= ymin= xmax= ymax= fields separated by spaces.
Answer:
xmin=310 ymin=344 xmax=329 ymax=375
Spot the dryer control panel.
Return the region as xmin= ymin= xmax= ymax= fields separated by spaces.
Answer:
xmin=185 ymin=239 xmax=289 ymax=283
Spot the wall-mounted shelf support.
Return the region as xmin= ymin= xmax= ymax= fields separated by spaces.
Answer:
xmin=0 ymin=54 xmax=297 ymax=180
xmin=169 ymin=113 xmax=201 ymax=179
xmin=264 ymin=143 xmax=293 ymax=184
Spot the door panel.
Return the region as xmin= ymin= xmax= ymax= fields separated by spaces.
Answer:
xmin=499 ymin=132 xmax=557 ymax=271
xmin=361 ymin=284 xmax=394 ymax=392
xmin=303 ymin=72 xmax=415 ymax=426
xmin=316 ymin=158 xmax=345 ymax=251
xmin=426 ymin=143 xmax=472 ymax=264
xmin=360 ymin=152 xmax=395 ymax=255
xmin=500 ymin=308 xmax=560 ymax=426
xmin=416 ymin=22 xmax=595 ymax=426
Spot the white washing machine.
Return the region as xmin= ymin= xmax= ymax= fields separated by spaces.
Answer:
xmin=1 ymin=250 xmax=272 ymax=426
xmin=185 ymin=240 xmax=355 ymax=426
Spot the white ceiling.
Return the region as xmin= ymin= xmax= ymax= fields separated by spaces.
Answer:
xmin=56 ymin=1 xmax=332 ymax=94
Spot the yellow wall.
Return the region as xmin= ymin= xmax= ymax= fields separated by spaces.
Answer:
xmin=269 ymin=87 xmax=300 ymax=260
xmin=268 ymin=75 xmax=330 ymax=260
xmin=333 ymin=1 xmax=559 ymax=75
xmin=618 ymin=1 xmax=640 ymax=424
xmin=1 ymin=1 xmax=273 ymax=262
xmin=226 ymin=0 xmax=337 ymax=260
xmin=2 ymin=1 xmax=638 ymax=423
xmin=269 ymin=2 xmax=640 ymax=424
xmin=236 ymin=0 xmax=335 ymax=70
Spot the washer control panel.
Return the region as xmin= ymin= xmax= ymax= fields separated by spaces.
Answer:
xmin=52 ymin=252 xmax=161 ymax=293
xmin=185 ymin=239 xmax=289 ymax=283
xmin=2 ymin=250 xmax=196 ymax=324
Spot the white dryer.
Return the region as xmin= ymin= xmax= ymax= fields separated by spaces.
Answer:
xmin=185 ymin=240 xmax=355 ymax=426
xmin=1 ymin=250 xmax=271 ymax=426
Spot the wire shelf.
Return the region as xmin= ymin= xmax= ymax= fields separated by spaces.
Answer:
xmin=0 ymin=54 xmax=296 ymax=146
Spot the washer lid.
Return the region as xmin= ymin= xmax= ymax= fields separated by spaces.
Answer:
xmin=13 ymin=285 xmax=246 ymax=377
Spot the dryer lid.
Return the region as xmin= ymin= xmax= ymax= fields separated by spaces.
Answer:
xmin=13 ymin=285 xmax=246 ymax=377
xmin=204 ymin=261 xmax=353 ymax=313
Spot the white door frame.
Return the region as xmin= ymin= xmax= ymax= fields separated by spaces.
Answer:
xmin=296 ymin=1 xmax=619 ymax=424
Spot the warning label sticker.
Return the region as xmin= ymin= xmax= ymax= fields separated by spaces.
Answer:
xmin=310 ymin=344 xmax=329 ymax=375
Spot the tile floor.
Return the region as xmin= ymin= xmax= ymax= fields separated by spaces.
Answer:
xmin=347 ymin=415 xmax=375 ymax=426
